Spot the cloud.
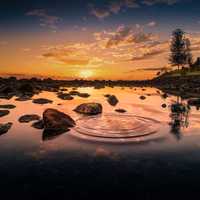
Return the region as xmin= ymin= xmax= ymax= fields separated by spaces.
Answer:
xmin=89 ymin=0 xmax=180 ymax=19
xmin=147 ymin=21 xmax=157 ymax=27
xmin=89 ymin=0 xmax=139 ymax=19
xmin=131 ymin=48 xmax=167 ymax=61
xmin=142 ymin=0 xmax=179 ymax=5
xmin=26 ymin=9 xmax=61 ymax=29
xmin=95 ymin=25 xmax=155 ymax=49
xmin=0 ymin=41 xmax=8 ymax=46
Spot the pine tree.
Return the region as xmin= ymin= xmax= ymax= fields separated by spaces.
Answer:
xmin=184 ymin=38 xmax=193 ymax=67
xmin=169 ymin=29 xmax=187 ymax=70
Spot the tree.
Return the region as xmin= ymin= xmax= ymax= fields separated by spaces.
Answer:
xmin=185 ymin=38 xmax=193 ymax=67
xmin=169 ymin=29 xmax=187 ymax=70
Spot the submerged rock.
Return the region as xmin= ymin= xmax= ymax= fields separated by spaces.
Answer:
xmin=57 ymin=93 xmax=74 ymax=100
xmin=0 ymin=123 xmax=12 ymax=135
xmin=107 ymin=95 xmax=119 ymax=106
xmin=162 ymin=103 xmax=167 ymax=108
xmin=19 ymin=114 xmax=40 ymax=123
xmin=0 ymin=110 xmax=10 ymax=117
xmin=74 ymin=103 xmax=102 ymax=115
xmin=115 ymin=109 xmax=127 ymax=113
xmin=43 ymin=108 xmax=75 ymax=134
xmin=0 ymin=104 xmax=16 ymax=109
xmin=32 ymin=120 xmax=44 ymax=129
xmin=32 ymin=98 xmax=53 ymax=104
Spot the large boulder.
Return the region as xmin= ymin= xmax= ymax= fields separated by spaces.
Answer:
xmin=0 ymin=123 xmax=12 ymax=135
xmin=74 ymin=103 xmax=102 ymax=115
xmin=43 ymin=109 xmax=76 ymax=133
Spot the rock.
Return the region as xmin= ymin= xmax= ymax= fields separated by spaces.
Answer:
xmin=69 ymin=91 xmax=80 ymax=96
xmin=57 ymin=93 xmax=74 ymax=100
xmin=42 ymin=128 xmax=68 ymax=141
xmin=32 ymin=98 xmax=53 ymax=104
xmin=107 ymin=95 xmax=119 ymax=106
xmin=19 ymin=114 xmax=40 ymax=123
xmin=115 ymin=109 xmax=127 ymax=113
xmin=162 ymin=93 xmax=168 ymax=99
xmin=140 ymin=96 xmax=146 ymax=100
xmin=43 ymin=109 xmax=75 ymax=134
xmin=32 ymin=120 xmax=44 ymax=129
xmin=104 ymin=94 xmax=111 ymax=98
xmin=0 ymin=104 xmax=16 ymax=109
xmin=15 ymin=96 xmax=31 ymax=101
xmin=162 ymin=104 xmax=167 ymax=108
xmin=188 ymin=98 xmax=200 ymax=106
xmin=18 ymin=83 xmax=34 ymax=94
xmin=0 ymin=123 xmax=12 ymax=135
xmin=74 ymin=103 xmax=102 ymax=115
xmin=78 ymin=93 xmax=90 ymax=98
xmin=0 ymin=110 xmax=10 ymax=117
xmin=0 ymin=86 xmax=14 ymax=99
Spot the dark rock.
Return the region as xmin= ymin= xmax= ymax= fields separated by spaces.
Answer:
xmin=69 ymin=91 xmax=80 ymax=96
xmin=43 ymin=108 xmax=75 ymax=134
xmin=18 ymin=83 xmax=34 ymax=94
xmin=162 ymin=93 xmax=168 ymax=99
xmin=32 ymin=120 xmax=44 ymax=129
xmin=0 ymin=104 xmax=16 ymax=109
xmin=171 ymin=103 xmax=187 ymax=113
xmin=15 ymin=96 xmax=32 ymax=101
xmin=0 ymin=110 xmax=10 ymax=117
xmin=162 ymin=104 xmax=167 ymax=108
xmin=107 ymin=95 xmax=119 ymax=106
xmin=188 ymin=98 xmax=200 ymax=106
xmin=0 ymin=123 xmax=12 ymax=135
xmin=140 ymin=96 xmax=146 ymax=100
xmin=19 ymin=114 xmax=40 ymax=123
xmin=115 ymin=109 xmax=127 ymax=113
xmin=57 ymin=93 xmax=74 ymax=100
xmin=74 ymin=103 xmax=102 ymax=115
xmin=32 ymin=98 xmax=53 ymax=104
xmin=78 ymin=93 xmax=90 ymax=98
xmin=42 ymin=128 xmax=68 ymax=141
xmin=104 ymin=94 xmax=111 ymax=98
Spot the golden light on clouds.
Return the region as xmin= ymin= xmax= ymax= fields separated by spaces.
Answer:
xmin=79 ymin=69 xmax=94 ymax=79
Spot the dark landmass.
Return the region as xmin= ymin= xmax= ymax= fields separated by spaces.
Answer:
xmin=0 ymin=73 xmax=200 ymax=100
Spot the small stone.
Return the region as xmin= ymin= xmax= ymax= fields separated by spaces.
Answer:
xmin=140 ymin=96 xmax=146 ymax=100
xmin=57 ymin=93 xmax=74 ymax=100
xmin=0 ymin=104 xmax=16 ymax=109
xmin=32 ymin=120 xmax=44 ymax=129
xmin=74 ymin=103 xmax=102 ymax=115
xmin=162 ymin=104 xmax=167 ymax=108
xmin=78 ymin=93 xmax=90 ymax=98
xmin=32 ymin=98 xmax=53 ymax=104
xmin=0 ymin=123 xmax=12 ymax=135
xmin=15 ymin=96 xmax=31 ymax=101
xmin=0 ymin=110 xmax=10 ymax=117
xmin=107 ymin=95 xmax=119 ymax=106
xmin=115 ymin=109 xmax=127 ymax=113
xmin=19 ymin=114 xmax=40 ymax=123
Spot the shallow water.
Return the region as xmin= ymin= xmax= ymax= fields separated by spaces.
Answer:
xmin=0 ymin=86 xmax=200 ymax=198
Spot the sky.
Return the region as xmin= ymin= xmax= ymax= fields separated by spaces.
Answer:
xmin=1 ymin=0 xmax=200 ymax=80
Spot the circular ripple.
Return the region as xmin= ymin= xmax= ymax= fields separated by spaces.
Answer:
xmin=74 ymin=113 xmax=161 ymax=140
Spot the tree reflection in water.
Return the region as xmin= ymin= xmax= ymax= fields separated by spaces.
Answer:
xmin=169 ymin=96 xmax=190 ymax=140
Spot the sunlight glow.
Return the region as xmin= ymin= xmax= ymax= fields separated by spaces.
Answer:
xmin=79 ymin=69 xmax=94 ymax=79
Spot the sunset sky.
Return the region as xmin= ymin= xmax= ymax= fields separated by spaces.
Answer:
xmin=1 ymin=0 xmax=200 ymax=80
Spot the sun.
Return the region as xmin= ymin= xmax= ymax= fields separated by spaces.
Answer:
xmin=79 ymin=69 xmax=93 ymax=79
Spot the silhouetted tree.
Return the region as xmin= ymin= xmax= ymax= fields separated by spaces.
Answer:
xmin=185 ymin=38 xmax=193 ymax=67
xmin=169 ymin=29 xmax=187 ymax=70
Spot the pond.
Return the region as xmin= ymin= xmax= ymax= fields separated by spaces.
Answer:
xmin=0 ymin=86 xmax=200 ymax=198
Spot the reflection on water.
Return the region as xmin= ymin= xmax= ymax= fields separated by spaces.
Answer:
xmin=1 ymin=87 xmax=200 ymax=197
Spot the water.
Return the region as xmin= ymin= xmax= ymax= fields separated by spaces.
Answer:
xmin=0 ymin=87 xmax=200 ymax=198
